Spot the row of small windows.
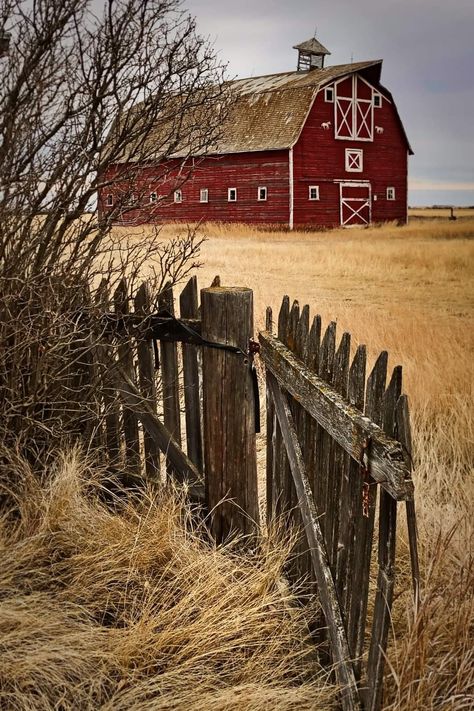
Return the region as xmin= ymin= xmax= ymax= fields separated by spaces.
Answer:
xmin=107 ymin=186 xmax=396 ymax=206
xmin=324 ymin=86 xmax=382 ymax=107
xmin=106 ymin=185 xmax=396 ymax=206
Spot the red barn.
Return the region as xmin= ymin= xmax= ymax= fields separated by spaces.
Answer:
xmin=101 ymin=38 xmax=412 ymax=229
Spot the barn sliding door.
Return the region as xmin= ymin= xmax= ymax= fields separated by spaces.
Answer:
xmin=340 ymin=183 xmax=371 ymax=227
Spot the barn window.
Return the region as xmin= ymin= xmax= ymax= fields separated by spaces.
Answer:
xmin=335 ymin=75 xmax=373 ymax=141
xmin=174 ymin=189 xmax=182 ymax=203
xmin=258 ymin=186 xmax=267 ymax=201
xmin=200 ymin=188 xmax=209 ymax=203
xmin=106 ymin=194 xmax=113 ymax=207
xmin=309 ymin=185 xmax=320 ymax=200
xmin=228 ymin=187 xmax=237 ymax=202
xmin=345 ymin=148 xmax=363 ymax=172
xmin=150 ymin=192 xmax=157 ymax=204
xmin=387 ymin=187 xmax=396 ymax=200
xmin=324 ymin=87 xmax=334 ymax=102
xmin=373 ymin=92 xmax=382 ymax=108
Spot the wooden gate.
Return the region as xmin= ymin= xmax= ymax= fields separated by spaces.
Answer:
xmin=340 ymin=182 xmax=371 ymax=226
xmin=260 ymin=296 xmax=419 ymax=711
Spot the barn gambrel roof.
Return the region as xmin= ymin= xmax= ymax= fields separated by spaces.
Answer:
xmin=113 ymin=59 xmax=412 ymax=163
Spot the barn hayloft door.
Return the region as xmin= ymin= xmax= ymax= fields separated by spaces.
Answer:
xmin=340 ymin=182 xmax=371 ymax=227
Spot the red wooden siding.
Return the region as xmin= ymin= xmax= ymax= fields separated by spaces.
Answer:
xmin=101 ymin=151 xmax=290 ymax=226
xmin=293 ymin=74 xmax=408 ymax=228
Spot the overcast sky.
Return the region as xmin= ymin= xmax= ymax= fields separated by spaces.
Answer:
xmin=186 ymin=0 xmax=474 ymax=206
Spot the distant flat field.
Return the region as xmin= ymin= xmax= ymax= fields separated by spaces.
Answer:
xmin=408 ymin=206 xmax=474 ymax=219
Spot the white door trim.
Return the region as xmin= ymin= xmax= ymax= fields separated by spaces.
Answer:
xmin=339 ymin=182 xmax=372 ymax=227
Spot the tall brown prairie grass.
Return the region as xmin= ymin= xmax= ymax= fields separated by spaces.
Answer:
xmin=0 ymin=449 xmax=336 ymax=710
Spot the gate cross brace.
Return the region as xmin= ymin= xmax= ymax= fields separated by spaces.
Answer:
xmin=115 ymin=368 xmax=205 ymax=502
xmin=267 ymin=372 xmax=361 ymax=711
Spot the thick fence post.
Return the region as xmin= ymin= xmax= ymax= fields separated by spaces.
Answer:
xmin=201 ymin=286 xmax=258 ymax=541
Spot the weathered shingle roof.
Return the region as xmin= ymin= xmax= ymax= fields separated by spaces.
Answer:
xmin=115 ymin=59 xmax=412 ymax=162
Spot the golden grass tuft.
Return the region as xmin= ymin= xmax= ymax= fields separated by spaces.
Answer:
xmin=0 ymin=449 xmax=337 ymax=710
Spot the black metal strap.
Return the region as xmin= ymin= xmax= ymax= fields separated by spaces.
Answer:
xmin=150 ymin=310 xmax=261 ymax=434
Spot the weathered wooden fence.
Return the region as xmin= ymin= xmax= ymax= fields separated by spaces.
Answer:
xmin=73 ymin=277 xmax=418 ymax=711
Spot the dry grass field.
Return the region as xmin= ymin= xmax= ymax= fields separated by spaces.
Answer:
xmin=113 ymin=215 xmax=474 ymax=707
xmin=2 ymin=216 xmax=473 ymax=709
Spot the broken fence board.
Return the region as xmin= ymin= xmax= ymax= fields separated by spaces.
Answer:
xmin=396 ymin=394 xmax=421 ymax=605
xmin=115 ymin=368 xmax=204 ymax=502
xmin=267 ymin=372 xmax=361 ymax=711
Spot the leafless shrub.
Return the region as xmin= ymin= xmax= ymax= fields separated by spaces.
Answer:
xmin=0 ymin=0 xmax=230 ymax=463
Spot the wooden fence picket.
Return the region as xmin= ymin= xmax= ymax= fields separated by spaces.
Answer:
xmin=179 ymin=276 xmax=203 ymax=475
xmin=259 ymin=296 xmax=418 ymax=710
xmin=114 ymin=278 xmax=141 ymax=482
xmin=135 ymin=282 xmax=161 ymax=482
xmin=157 ymin=282 xmax=182 ymax=481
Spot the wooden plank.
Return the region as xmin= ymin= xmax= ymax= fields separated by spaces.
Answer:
xmin=265 ymin=306 xmax=275 ymax=524
xmin=327 ymin=331 xmax=351 ymax=570
xmin=179 ymin=276 xmax=203 ymax=473
xmin=267 ymin=372 xmax=361 ymax=711
xmin=158 ymin=282 xmax=182 ymax=481
xmin=317 ymin=321 xmax=336 ymax=550
xmin=114 ymin=368 xmax=204 ymax=502
xmin=269 ymin=295 xmax=290 ymax=521
xmin=352 ymin=351 xmax=388 ymax=679
xmin=135 ymin=282 xmax=161 ymax=482
xmin=338 ymin=344 xmax=366 ymax=639
xmin=293 ymin=304 xmax=310 ymax=583
xmin=366 ymin=366 xmax=402 ymax=711
xmin=303 ymin=314 xmax=322 ymax=594
xmin=259 ymin=331 xmax=413 ymax=500
xmin=396 ymin=394 xmax=420 ymax=605
xmin=201 ymin=286 xmax=258 ymax=541
xmin=96 ymin=280 xmax=121 ymax=465
xmin=114 ymin=278 xmax=141 ymax=483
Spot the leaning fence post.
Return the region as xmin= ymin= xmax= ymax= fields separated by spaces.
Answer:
xmin=201 ymin=286 xmax=258 ymax=541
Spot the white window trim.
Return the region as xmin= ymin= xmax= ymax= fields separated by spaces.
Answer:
xmin=228 ymin=187 xmax=237 ymax=202
xmin=150 ymin=192 xmax=157 ymax=204
xmin=106 ymin=194 xmax=113 ymax=207
xmin=387 ymin=187 xmax=396 ymax=200
xmin=345 ymin=148 xmax=363 ymax=173
xmin=324 ymin=86 xmax=334 ymax=103
xmin=308 ymin=185 xmax=320 ymax=201
xmin=373 ymin=92 xmax=382 ymax=108
xmin=258 ymin=186 xmax=267 ymax=201
xmin=200 ymin=188 xmax=209 ymax=203
xmin=174 ymin=189 xmax=182 ymax=204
